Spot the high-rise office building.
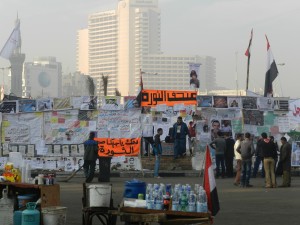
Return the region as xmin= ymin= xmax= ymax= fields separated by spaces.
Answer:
xmin=77 ymin=0 xmax=216 ymax=97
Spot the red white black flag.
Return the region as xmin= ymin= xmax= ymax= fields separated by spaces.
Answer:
xmin=203 ymin=145 xmax=220 ymax=216
xmin=264 ymin=35 xmax=278 ymax=97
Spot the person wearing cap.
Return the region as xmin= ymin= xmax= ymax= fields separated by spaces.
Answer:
xmin=83 ymin=132 xmax=99 ymax=183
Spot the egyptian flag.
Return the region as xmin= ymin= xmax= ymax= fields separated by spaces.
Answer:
xmin=245 ymin=29 xmax=253 ymax=57
xmin=135 ymin=69 xmax=144 ymax=107
xmin=264 ymin=35 xmax=278 ymax=97
xmin=203 ymin=145 xmax=220 ymax=216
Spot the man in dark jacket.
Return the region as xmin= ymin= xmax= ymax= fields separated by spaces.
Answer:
xmin=278 ymin=137 xmax=292 ymax=187
xmin=252 ymin=136 xmax=265 ymax=178
xmin=83 ymin=132 xmax=99 ymax=183
xmin=172 ymin=117 xmax=190 ymax=159
xmin=224 ymin=133 xmax=235 ymax=177
xmin=260 ymin=132 xmax=277 ymax=188
xmin=210 ymin=131 xmax=226 ymax=178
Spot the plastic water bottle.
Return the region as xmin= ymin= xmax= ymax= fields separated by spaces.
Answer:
xmin=196 ymin=186 xmax=208 ymax=213
xmin=171 ymin=190 xmax=179 ymax=211
xmin=0 ymin=189 xmax=13 ymax=225
xmin=188 ymin=190 xmax=196 ymax=212
xmin=146 ymin=184 xmax=153 ymax=209
xmin=155 ymin=189 xmax=163 ymax=210
xmin=180 ymin=191 xmax=188 ymax=212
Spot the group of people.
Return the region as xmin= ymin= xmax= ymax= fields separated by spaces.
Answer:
xmin=231 ymin=132 xmax=291 ymax=188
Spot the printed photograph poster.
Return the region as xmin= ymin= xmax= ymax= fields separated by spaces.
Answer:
xmin=257 ymin=97 xmax=273 ymax=110
xmin=0 ymin=101 xmax=18 ymax=113
xmin=227 ymin=97 xmax=241 ymax=108
xmin=80 ymin=96 xmax=97 ymax=110
xmin=196 ymin=96 xmax=212 ymax=107
xmin=189 ymin=63 xmax=200 ymax=89
xmin=220 ymin=119 xmax=232 ymax=135
xmin=243 ymin=109 xmax=264 ymax=126
xmin=36 ymin=98 xmax=53 ymax=111
xmin=78 ymin=110 xmax=98 ymax=121
xmin=101 ymin=96 xmax=121 ymax=110
xmin=53 ymin=97 xmax=71 ymax=110
xmin=291 ymin=141 xmax=300 ymax=166
xmin=124 ymin=96 xmax=140 ymax=110
xmin=19 ymin=99 xmax=36 ymax=112
xmin=213 ymin=96 xmax=228 ymax=108
xmin=242 ymin=97 xmax=257 ymax=109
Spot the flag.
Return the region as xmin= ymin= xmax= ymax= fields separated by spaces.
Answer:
xmin=245 ymin=29 xmax=253 ymax=91
xmin=264 ymin=35 xmax=278 ymax=97
xmin=203 ymin=145 xmax=220 ymax=216
xmin=245 ymin=29 xmax=253 ymax=57
xmin=135 ymin=69 xmax=144 ymax=107
xmin=0 ymin=20 xmax=21 ymax=60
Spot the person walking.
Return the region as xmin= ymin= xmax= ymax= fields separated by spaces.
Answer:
xmin=172 ymin=116 xmax=190 ymax=159
xmin=233 ymin=133 xmax=243 ymax=186
xmin=238 ymin=132 xmax=255 ymax=187
xmin=260 ymin=132 xmax=277 ymax=188
xmin=153 ymin=128 xmax=163 ymax=178
xmin=83 ymin=132 xmax=99 ymax=183
xmin=224 ymin=133 xmax=235 ymax=177
xmin=278 ymin=137 xmax=292 ymax=187
xmin=209 ymin=131 xmax=226 ymax=178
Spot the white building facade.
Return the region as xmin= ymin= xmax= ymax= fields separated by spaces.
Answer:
xmin=22 ymin=57 xmax=62 ymax=98
xmin=77 ymin=0 xmax=216 ymax=97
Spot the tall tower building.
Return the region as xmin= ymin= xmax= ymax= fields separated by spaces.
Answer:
xmin=80 ymin=0 xmax=216 ymax=97
xmin=76 ymin=28 xmax=89 ymax=75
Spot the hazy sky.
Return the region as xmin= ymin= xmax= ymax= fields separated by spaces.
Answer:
xmin=1 ymin=0 xmax=300 ymax=98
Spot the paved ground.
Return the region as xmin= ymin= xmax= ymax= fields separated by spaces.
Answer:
xmin=59 ymin=175 xmax=300 ymax=225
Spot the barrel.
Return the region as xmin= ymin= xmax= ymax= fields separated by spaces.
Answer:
xmin=123 ymin=179 xmax=146 ymax=199
xmin=22 ymin=202 xmax=40 ymax=225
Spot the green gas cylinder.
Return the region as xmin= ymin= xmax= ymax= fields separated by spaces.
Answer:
xmin=22 ymin=202 xmax=40 ymax=225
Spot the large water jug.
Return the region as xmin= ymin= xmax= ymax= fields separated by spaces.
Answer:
xmin=0 ymin=189 xmax=14 ymax=225
xmin=123 ymin=179 xmax=146 ymax=199
xmin=22 ymin=202 xmax=40 ymax=225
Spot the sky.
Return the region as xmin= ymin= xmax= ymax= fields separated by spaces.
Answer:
xmin=1 ymin=0 xmax=300 ymax=98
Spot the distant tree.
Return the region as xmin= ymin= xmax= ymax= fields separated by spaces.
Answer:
xmin=115 ymin=88 xmax=121 ymax=96
xmin=101 ymin=74 xmax=109 ymax=96
xmin=86 ymin=75 xmax=95 ymax=96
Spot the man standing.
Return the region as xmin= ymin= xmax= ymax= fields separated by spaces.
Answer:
xmin=239 ymin=132 xmax=255 ymax=187
xmin=153 ymin=128 xmax=163 ymax=178
xmin=278 ymin=137 xmax=292 ymax=187
xmin=224 ymin=133 xmax=235 ymax=177
xmin=83 ymin=132 xmax=99 ymax=183
xmin=260 ymin=132 xmax=277 ymax=188
xmin=234 ymin=133 xmax=243 ymax=186
xmin=172 ymin=116 xmax=190 ymax=159
xmin=188 ymin=121 xmax=196 ymax=156
xmin=252 ymin=136 xmax=265 ymax=178
xmin=210 ymin=131 xmax=226 ymax=178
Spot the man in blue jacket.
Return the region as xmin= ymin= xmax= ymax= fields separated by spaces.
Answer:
xmin=83 ymin=132 xmax=99 ymax=183
xmin=172 ymin=116 xmax=190 ymax=159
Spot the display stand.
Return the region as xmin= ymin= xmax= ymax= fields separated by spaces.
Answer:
xmin=110 ymin=206 xmax=211 ymax=225
xmin=0 ymin=182 xmax=60 ymax=209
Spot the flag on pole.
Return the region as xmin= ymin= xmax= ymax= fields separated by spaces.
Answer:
xmin=264 ymin=35 xmax=278 ymax=97
xmin=0 ymin=20 xmax=21 ymax=60
xmin=135 ymin=69 xmax=144 ymax=107
xmin=203 ymin=145 xmax=220 ymax=216
xmin=245 ymin=29 xmax=253 ymax=57
xmin=245 ymin=29 xmax=253 ymax=91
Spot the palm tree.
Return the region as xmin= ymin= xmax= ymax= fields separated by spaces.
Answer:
xmin=115 ymin=88 xmax=121 ymax=96
xmin=101 ymin=74 xmax=109 ymax=96
xmin=86 ymin=75 xmax=95 ymax=96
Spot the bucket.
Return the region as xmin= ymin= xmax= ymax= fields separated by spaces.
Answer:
xmin=17 ymin=194 xmax=36 ymax=209
xmin=42 ymin=206 xmax=67 ymax=225
xmin=123 ymin=179 xmax=146 ymax=199
xmin=87 ymin=184 xmax=112 ymax=207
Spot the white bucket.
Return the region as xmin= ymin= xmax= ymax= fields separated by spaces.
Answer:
xmin=88 ymin=184 xmax=112 ymax=207
xmin=42 ymin=206 xmax=67 ymax=225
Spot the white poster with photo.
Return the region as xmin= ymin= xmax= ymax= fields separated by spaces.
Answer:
xmin=292 ymin=141 xmax=300 ymax=166
xmin=97 ymin=109 xmax=141 ymax=138
xmin=101 ymin=96 xmax=121 ymax=110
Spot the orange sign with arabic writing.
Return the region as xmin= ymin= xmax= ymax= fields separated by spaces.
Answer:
xmin=141 ymin=90 xmax=197 ymax=107
xmin=95 ymin=138 xmax=141 ymax=157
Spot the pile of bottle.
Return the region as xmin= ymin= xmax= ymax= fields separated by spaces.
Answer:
xmin=145 ymin=183 xmax=207 ymax=213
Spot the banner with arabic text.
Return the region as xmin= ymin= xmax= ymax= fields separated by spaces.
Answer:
xmin=96 ymin=138 xmax=141 ymax=157
xmin=141 ymin=90 xmax=197 ymax=107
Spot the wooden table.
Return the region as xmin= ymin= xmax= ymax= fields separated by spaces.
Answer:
xmin=110 ymin=206 xmax=211 ymax=225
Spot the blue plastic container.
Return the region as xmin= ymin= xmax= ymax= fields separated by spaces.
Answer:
xmin=18 ymin=194 xmax=36 ymax=209
xmin=123 ymin=179 xmax=146 ymax=199
xmin=13 ymin=210 xmax=22 ymax=225
xmin=22 ymin=202 xmax=40 ymax=225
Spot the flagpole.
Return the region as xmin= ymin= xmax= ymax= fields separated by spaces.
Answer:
xmin=245 ymin=29 xmax=253 ymax=94
xmin=246 ymin=53 xmax=250 ymax=92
